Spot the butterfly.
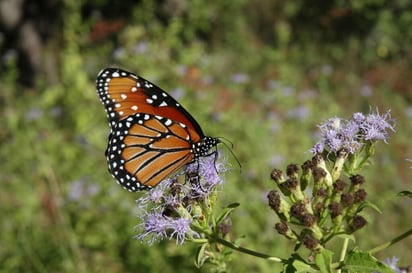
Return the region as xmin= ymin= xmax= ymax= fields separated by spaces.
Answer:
xmin=96 ymin=68 xmax=219 ymax=192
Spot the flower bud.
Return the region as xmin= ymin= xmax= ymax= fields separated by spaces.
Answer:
xmin=333 ymin=179 xmax=347 ymax=193
xmin=340 ymin=193 xmax=354 ymax=208
xmin=284 ymin=177 xmax=305 ymax=201
xmin=271 ymin=169 xmax=291 ymax=196
xmin=328 ymin=202 xmax=342 ymax=219
xmin=312 ymin=155 xmax=333 ymax=185
xmin=270 ymin=168 xmax=284 ymax=183
xmin=300 ymin=160 xmax=314 ymax=190
xmin=349 ymin=174 xmax=365 ymax=191
xmin=347 ymin=215 xmax=367 ymax=233
xmin=275 ymin=221 xmax=297 ymax=240
xmin=302 ymin=232 xmax=323 ymax=252
xmin=218 ymin=217 xmax=232 ymax=237
xmin=353 ymin=189 xmax=367 ymax=203
xmin=267 ymin=190 xmax=291 ymax=221
xmin=286 ymin=164 xmax=299 ymax=179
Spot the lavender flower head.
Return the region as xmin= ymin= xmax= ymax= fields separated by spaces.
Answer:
xmin=135 ymin=152 xmax=228 ymax=244
xmin=186 ymin=152 xmax=227 ymax=198
xmin=136 ymin=212 xmax=197 ymax=245
xmin=311 ymin=109 xmax=395 ymax=154
xmin=381 ymin=257 xmax=402 ymax=273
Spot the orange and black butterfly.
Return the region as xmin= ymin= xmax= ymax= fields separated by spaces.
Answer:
xmin=96 ymin=68 xmax=219 ymax=191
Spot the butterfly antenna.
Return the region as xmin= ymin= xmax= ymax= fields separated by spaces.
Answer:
xmin=217 ymin=137 xmax=242 ymax=171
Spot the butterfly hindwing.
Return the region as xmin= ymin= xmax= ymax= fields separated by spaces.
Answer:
xmin=106 ymin=113 xmax=195 ymax=191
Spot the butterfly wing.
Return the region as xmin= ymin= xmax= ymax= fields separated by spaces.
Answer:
xmin=96 ymin=68 xmax=204 ymax=143
xmin=106 ymin=113 xmax=195 ymax=191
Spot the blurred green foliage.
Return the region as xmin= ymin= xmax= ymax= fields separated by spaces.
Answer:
xmin=0 ymin=0 xmax=411 ymax=272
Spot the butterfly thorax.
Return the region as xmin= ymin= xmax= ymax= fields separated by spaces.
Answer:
xmin=192 ymin=137 xmax=220 ymax=158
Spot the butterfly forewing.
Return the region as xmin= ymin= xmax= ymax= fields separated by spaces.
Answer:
xmin=96 ymin=68 xmax=205 ymax=137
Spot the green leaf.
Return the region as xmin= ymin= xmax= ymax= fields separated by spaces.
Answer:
xmin=342 ymin=250 xmax=396 ymax=273
xmin=357 ymin=201 xmax=382 ymax=214
xmin=194 ymin=243 xmax=209 ymax=268
xmin=215 ymin=202 xmax=239 ymax=225
xmin=397 ymin=191 xmax=412 ymax=199
xmin=283 ymin=254 xmax=318 ymax=273
xmin=315 ymin=249 xmax=334 ymax=273
xmin=337 ymin=233 xmax=356 ymax=243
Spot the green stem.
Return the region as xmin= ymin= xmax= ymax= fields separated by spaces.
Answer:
xmin=211 ymin=236 xmax=286 ymax=263
xmin=336 ymin=238 xmax=349 ymax=273
xmin=367 ymin=228 xmax=412 ymax=255
xmin=321 ymin=231 xmax=346 ymax=245
xmin=191 ymin=238 xmax=209 ymax=243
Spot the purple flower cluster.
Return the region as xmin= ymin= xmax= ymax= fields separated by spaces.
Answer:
xmin=135 ymin=153 xmax=227 ymax=244
xmin=311 ymin=110 xmax=395 ymax=154
xmin=136 ymin=213 xmax=196 ymax=245
xmin=186 ymin=154 xmax=226 ymax=198
xmin=383 ymin=257 xmax=402 ymax=273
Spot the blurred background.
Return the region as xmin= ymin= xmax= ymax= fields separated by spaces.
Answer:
xmin=0 ymin=0 xmax=411 ymax=272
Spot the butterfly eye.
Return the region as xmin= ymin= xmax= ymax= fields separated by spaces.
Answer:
xmin=96 ymin=68 xmax=219 ymax=192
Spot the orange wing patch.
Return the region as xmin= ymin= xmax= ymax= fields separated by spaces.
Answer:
xmin=107 ymin=77 xmax=148 ymax=119
xmin=139 ymin=151 xmax=193 ymax=187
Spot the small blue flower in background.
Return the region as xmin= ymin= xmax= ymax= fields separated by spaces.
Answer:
xmin=67 ymin=178 xmax=100 ymax=201
xmin=231 ymin=72 xmax=249 ymax=84
xmin=374 ymin=257 xmax=403 ymax=273
xmin=384 ymin=257 xmax=402 ymax=273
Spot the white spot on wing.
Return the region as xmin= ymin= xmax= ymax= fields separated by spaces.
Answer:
xmin=165 ymin=119 xmax=172 ymax=126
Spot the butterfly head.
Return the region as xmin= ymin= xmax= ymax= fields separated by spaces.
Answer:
xmin=192 ymin=137 xmax=220 ymax=158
